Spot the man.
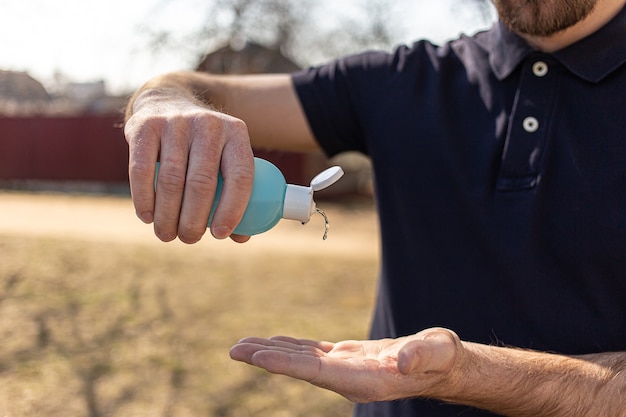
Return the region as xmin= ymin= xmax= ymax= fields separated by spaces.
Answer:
xmin=123 ymin=0 xmax=626 ymax=416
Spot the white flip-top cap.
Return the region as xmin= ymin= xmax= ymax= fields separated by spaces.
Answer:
xmin=282 ymin=166 xmax=344 ymax=223
xmin=311 ymin=166 xmax=344 ymax=191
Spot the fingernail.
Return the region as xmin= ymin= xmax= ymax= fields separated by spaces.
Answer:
xmin=212 ymin=225 xmax=231 ymax=239
xmin=136 ymin=211 xmax=154 ymax=224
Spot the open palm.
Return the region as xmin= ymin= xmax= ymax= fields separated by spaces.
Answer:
xmin=229 ymin=328 xmax=461 ymax=403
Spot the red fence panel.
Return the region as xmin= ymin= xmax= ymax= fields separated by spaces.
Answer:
xmin=0 ymin=116 xmax=327 ymax=188
xmin=0 ymin=116 xmax=128 ymax=183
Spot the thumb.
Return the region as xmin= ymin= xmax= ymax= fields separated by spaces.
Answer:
xmin=397 ymin=328 xmax=459 ymax=375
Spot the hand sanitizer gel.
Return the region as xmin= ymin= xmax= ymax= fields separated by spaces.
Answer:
xmin=156 ymin=158 xmax=344 ymax=237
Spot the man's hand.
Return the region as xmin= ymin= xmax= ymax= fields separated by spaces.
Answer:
xmin=229 ymin=328 xmax=462 ymax=403
xmin=124 ymin=88 xmax=254 ymax=244
xmin=230 ymin=328 xmax=626 ymax=417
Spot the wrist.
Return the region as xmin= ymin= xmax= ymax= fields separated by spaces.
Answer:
xmin=418 ymin=339 xmax=477 ymax=403
xmin=131 ymin=88 xmax=195 ymax=114
xmin=125 ymin=87 xmax=216 ymax=126
xmin=433 ymin=342 xmax=620 ymax=417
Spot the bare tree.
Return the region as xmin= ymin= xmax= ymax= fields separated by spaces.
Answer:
xmin=293 ymin=0 xmax=400 ymax=64
xmin=138 ymin=0 xmax=496 ymax=69
xmin=139 ymin=0 xmax=312 ymax=65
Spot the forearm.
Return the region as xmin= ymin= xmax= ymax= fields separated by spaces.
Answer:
xmin=438 ymin=342 xmax=626 ymax=417
xmin=124 ymin=71 xmax=318 ymax=152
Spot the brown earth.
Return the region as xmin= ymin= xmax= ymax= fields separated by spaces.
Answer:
xmin=0 ymin=191 xmax=379 ymax=259
xmin=0 ymin=190 xmax=380 ymax=417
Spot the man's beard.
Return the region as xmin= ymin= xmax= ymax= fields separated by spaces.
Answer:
xmin=492 ymin=0 xmax=597 ymax=36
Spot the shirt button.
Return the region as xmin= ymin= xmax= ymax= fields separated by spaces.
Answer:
xmin=532 ymin=61 xmax=549 ymax=77
xmin=523 ymin=117 xmax=540 ymax=133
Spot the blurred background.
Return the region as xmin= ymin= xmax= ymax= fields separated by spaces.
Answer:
xmin=1 ymin=0 xmax=495 ymax=97
xmin=0 ymin=1 xmax=495 ymax=416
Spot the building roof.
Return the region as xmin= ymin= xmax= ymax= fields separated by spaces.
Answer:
xmin=196 ymin=40 xmax=301 ymax=75
xmin=0 ymin=70 xmax=50 ymax=101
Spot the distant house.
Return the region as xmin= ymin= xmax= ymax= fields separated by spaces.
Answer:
xmin=196 ymin=39 xmax=301 ymax=75
xmin=0 ymin=70 xmax=50 ymax=115
xmin=0 ymin=70 xmax=50 ymax=101
xmin=0 ymin=70 xmax=126 ymax=116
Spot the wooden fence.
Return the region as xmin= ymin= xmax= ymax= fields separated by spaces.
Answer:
xmin=0 ymin=116 xmax=128 ymax=184
xmin=0 ymin=116 xmax=325 ymax=192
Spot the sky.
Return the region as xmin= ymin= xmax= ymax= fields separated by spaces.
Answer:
xmin=0 ymin=0 xmax=495 ymax=95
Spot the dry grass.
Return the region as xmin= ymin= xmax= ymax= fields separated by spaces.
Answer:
xmin=0 ymin=198 xmax=378 ymax=417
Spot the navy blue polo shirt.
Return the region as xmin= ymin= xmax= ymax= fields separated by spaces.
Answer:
xmin=292 ymin=5 xmax=626 ymax=417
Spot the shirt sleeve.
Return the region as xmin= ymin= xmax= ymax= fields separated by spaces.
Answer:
xmin=291 ymin=50 xmax=396 ymax=158
xmin=291 ymin=41 xmax=443 ymax=159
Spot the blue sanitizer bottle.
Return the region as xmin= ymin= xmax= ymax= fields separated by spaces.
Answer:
xmin=211 ymin=157 xmax=344 ymax=235
xmin=156 ymin=158 xmax=344 ymax=236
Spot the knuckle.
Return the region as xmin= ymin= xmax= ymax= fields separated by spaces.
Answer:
xmin=157 ymin=168 xmax=186 ymax=193
xmin=123 ymin=118 xmax=137 ymax=141
xmin=129 ymin=158 xmax=154 ymax=177
xmin=216 ymin=114 xmax=249 ymax=142
xmin=230 ymin=165 xmax=255 ymax=188
xmin=185 ymin=171 xmax=218 ymax=193
xmin=229 ymin=117 xmax=249 ymax=135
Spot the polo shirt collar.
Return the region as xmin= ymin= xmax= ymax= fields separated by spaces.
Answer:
xmin=487 ymin=4 xmax=626 ymax=83
xmin=487 ymin=23 xmax=533 ymax=81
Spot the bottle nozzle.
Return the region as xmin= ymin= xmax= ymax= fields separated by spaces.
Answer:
xmin=283 ymin=184 xmax=315 ymax=222
xmin=282 ymin=166 xmax=344 ymax=237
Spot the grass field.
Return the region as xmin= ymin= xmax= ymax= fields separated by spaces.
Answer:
xmin=0 ymin=193 xmax=379 ymax=417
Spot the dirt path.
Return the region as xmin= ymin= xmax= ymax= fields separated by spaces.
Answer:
xmin=0 ymin=191 xmax=380 ymax=259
